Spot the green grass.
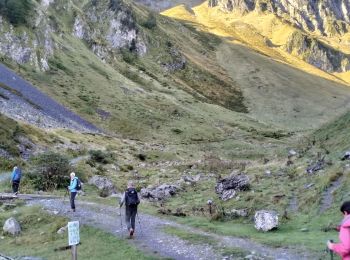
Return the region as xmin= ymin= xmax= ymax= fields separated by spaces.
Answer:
xmin=169 ymin=213 xmax=338 ymax=254
xmin=163 ymin=226 xmax=216 ymax=245
xmin=0 ymin=206 xmax=158 ymax=260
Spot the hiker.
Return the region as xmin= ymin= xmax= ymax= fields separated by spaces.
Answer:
xmin=68 ymin=172 xmax=78 ymax=212
xmin=120 ymin=181 xmax=140 ymax=238
xmin=328 ymin=201 xmax=350 ymax=259
xmin=10 ymin=166 xmax=21 ymax=195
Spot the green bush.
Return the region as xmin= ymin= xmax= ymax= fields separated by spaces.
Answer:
xmin=28 ymin=152 xmax=71 ymax=191
xmin=0 ymin=0 xmax=35 ymax=26
xmin=88 ymin=150 xmax=114 ymax=165
xmin=142 ymin=13 xmax=157 ymax=29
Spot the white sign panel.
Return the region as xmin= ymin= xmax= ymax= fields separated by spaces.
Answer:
xmin=68 ymin=221 xmax=80 ymax=246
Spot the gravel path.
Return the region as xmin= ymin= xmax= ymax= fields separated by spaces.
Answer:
xmin=28 ymin=199 xmax=319 ymax=260
xmin=0 ymin=64 xmax=99 ymax=132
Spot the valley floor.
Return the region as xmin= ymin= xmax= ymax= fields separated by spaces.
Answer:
xmin=15 ymin=198 xmax=319 ymax=260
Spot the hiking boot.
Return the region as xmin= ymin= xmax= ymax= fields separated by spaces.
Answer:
xmin=129 ymin=228 xmax=134 ymax=238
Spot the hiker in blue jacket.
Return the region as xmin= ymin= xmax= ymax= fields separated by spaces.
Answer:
xmin=68 ymin=172 xmax=78 ymax=212
xmin=10 ymin=166 xmax=22 ymax=195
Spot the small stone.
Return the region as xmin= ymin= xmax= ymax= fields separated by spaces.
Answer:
xmin=288 ymin=149 xmax=297 ymax=156
xmin=57 ymin=225 xmax=68 ymax=235
xmin=300 ymin=228 xmax=309 ymax=232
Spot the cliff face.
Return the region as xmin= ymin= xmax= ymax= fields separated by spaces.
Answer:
xmin=0 ymin=0 xmax=146 ymax=71
xmin=208 ymin=0 xmax=350 ymax=73
xmin=209 ymin=0 xmax=350 ymax=36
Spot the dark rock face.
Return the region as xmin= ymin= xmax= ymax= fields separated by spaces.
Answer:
xmin=215 ymin=174 xmax=250 ymax=201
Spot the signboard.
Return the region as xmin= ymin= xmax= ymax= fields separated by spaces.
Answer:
xmin=68 ymin=221 xmax=80 ymax=246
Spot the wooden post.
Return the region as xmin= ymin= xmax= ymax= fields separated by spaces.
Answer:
xmin=71 ymin=245 xmax=77 ymax=260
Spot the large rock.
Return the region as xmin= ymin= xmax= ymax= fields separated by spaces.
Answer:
xmin=254 ymin=210 xmax=279 ymax=232
xmin=341 ymin=151 xmax=350 ymax=161
xmin=140 ymin=184 xmax=179 ymax=201
xmin=306 ymin=158 xmax=326 ymax=174
xmin=215 ymin=174 xmax=250 ymax=201
xmin=3 ymin=217 xmax=21 ymax=236
xmin=88 ymin=175 xmax=116 ymax=197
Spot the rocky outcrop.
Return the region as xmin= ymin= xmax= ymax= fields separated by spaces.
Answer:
xmin=215 ymin=173 xmax=250 ymax=201
xmin=285 ymin=31 xmax=350 ymax=72
xmin=88 ymin=175 xmax=116 ymax=197
xmin=0 ymin=0 xmax=147 ymax=70
xmin=141 ymin=184 xmax=179 ymax=201
xmin=3 ymin=217 xmax=21 ymax=236
xmin=209 ymin=0 xmax=350 ymax=36
xmin=73 ymin=1 xmax=147 ymax=62
xmin=254 ymin=210 xmax=279 ymax=232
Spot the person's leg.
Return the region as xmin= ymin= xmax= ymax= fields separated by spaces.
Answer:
xmin=125 ymin=206 xmax=131 ymax=231
xmin=70 ymin=192 xmax=77 ymax=211
xmin=130 ymin=206 xmax=137 ymax=230
xmin=12 ymin=181 xmax=19 ymax=193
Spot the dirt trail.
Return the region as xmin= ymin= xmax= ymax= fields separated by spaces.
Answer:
xmin=27 ymin=198 xmax=319 ymax=260
xmin=320 ymin=176 xmax=343 ymax=213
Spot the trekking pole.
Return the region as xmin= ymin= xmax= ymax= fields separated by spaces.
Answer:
xmin=327 ymin=240 xmax=334 ymax=260
xmin=136 ymin=212 xmax=144 ymax=236
xmin=119 ymin=206 xmax=123 ymax=230
xmin=63 ymin=188 xmax=68 ymax=202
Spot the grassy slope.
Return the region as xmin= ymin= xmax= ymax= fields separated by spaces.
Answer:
xmin=1 ymin=0 xmax=350 ymax=255
xmin=0 ymin=206 xmax=157 ymax=260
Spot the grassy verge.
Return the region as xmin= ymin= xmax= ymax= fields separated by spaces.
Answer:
xmin=0 ymin=206 xmax=158 ymax=260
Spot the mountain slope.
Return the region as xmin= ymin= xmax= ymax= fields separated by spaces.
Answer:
xmin=160 ymin=1 xmax=350 ymax=83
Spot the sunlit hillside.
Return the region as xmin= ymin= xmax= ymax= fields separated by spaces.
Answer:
xmin=162 ymin=2 xmax=350 ymax=85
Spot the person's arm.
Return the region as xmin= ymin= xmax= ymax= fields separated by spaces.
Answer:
xmin=120 ymin=192 xmax=125 ymax=207
xmin=329 ymin=228 xmax=350 ymax=255
xmin=10 ymin=170 xmax=15 ymax=183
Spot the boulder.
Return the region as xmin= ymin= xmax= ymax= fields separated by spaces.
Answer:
xmin=254 ymin=210 xmax=279 ymax=232
xmin=3 ymin=217 xmax=21 ymax=236
xmin=306 ymin=158 xmax=326 ymax=174
xmin=341 ymin=151 xmax=350 ymax=161
xmin=182 ymin=174 xmax=201 ymax=185
xmin=88 ymin=175 xmax=116 ymax=196
xmin=140 ymin=184 xmax=179 ymax=201
xmin=215 ymin=174 xmax=250 ymax=201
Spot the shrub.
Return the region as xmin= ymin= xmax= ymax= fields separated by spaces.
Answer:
xmin=28 ymin=152 xmax=71 ymax=191
xmin=88 ymin=150 xmax=114 ymax=164
xmin=0 ymin=0 xmax=35 ymax=26
xmin=142 ymin=13 xmax=157 ymax=29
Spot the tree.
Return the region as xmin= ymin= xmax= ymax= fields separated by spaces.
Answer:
xmin=0 ymin=0 xmax=34 ymax=26
xmin=29 ymin=152 xmax=71 ymax=191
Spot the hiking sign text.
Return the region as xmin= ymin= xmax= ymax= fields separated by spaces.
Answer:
xmin=68 ymin=221 xmax=80 ymax=246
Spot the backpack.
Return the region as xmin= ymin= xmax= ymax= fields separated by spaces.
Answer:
xmin=125 ymin=188 xmax=139 ymax=206
xmin=75 ymin=178 xmax=82 ymax=191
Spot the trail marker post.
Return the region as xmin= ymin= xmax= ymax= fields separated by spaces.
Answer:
xmin=68 ymin=221 xmax=80 ymax=260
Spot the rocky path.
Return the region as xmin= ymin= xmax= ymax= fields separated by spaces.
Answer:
xmin=320 ymin=176 xmax=344 ymax=213
xmin=28 ymin=199 xmax=319 ymax=260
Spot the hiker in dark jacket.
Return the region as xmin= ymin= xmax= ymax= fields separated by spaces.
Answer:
xmin=10 ymin=166 xmax=22 ymax=195
xmin=68 ymin=172 xmax=78 ymax=212
xmin=120 ymin=181 xmax=140 ymax=238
